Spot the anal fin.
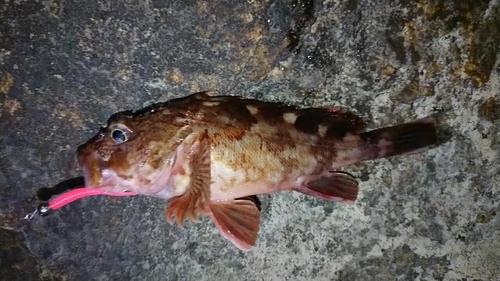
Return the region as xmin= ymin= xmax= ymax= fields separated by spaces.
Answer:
xmin=296 ymin=171 xmax=359 ymax=204
xmin=209 ymin=198 xmax=261 ymax=251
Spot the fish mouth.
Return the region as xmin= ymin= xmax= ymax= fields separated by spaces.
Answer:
xmin=77 ymin=150 xmax=108 ymax=188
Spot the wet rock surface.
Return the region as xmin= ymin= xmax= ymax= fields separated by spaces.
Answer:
xmin=1 ymin=0 xmax=499 ymax=280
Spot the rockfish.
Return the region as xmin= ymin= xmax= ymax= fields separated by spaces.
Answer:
xmin=76 ymin=92 xmax=437 ymax=250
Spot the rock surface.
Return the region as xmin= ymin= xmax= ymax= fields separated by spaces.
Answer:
xmin=1 ymin=0 xmax=499 ymax=280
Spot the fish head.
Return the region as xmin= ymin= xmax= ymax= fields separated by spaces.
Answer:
xmin=77 ymin=109 xmax=185 ymax=198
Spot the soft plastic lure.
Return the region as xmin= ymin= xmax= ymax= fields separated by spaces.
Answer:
xmin=25 ymin=178 xmax=136 ymax=219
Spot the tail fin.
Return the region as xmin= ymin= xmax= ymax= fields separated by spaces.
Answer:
xmin=358 ymin=117 xmax=437 ymax=160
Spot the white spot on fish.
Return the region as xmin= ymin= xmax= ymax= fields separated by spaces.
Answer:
xmin=283 ymin=112 xmax=297 ymax=124
xmin=343 ymin=133 xmax=359 ymax=142
xmin=377 ymin=139 xmax=392 ymax=157
xmin=318 ymin=125 xmax=328 ymax=137
xmin=246 ymin=105 xmax=259 ymax=115
xmin=203 ymin=101 xmax=221 ymax=107
xmin=175 ymin=117 xmax=189 ymax=123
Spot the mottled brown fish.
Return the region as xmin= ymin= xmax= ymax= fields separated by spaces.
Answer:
xmin=77 ymin=92 xmax=437 ymax=250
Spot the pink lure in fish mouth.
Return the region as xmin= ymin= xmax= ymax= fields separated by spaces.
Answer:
xmin=25 ymin=186 xmax=137 ymax=220
xmin=48 ymin=187 xmax=137 ymax=210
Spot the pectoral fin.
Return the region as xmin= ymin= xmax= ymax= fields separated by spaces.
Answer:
xmin=209 ymin=197 xmax=261 ymax=251
xmin=165 ymin=132 xmax=211 ymax=227
xmin=296 ymin=171 xmax=359 ymax=204
xmin=164 ymin=131 xmax=262 ymax=250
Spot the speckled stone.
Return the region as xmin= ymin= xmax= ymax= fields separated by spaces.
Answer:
xmin=1 ymin=0 xmax=499 ymax=280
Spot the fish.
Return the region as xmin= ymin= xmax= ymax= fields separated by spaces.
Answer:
xmin=76 ymin=91 xmax=438 ymax=250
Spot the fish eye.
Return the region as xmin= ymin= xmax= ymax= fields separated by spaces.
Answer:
xmin=109 ymin=124 xmax=131 ymax=144
xmin=111 ymin=129 xmax=127 ymax=143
